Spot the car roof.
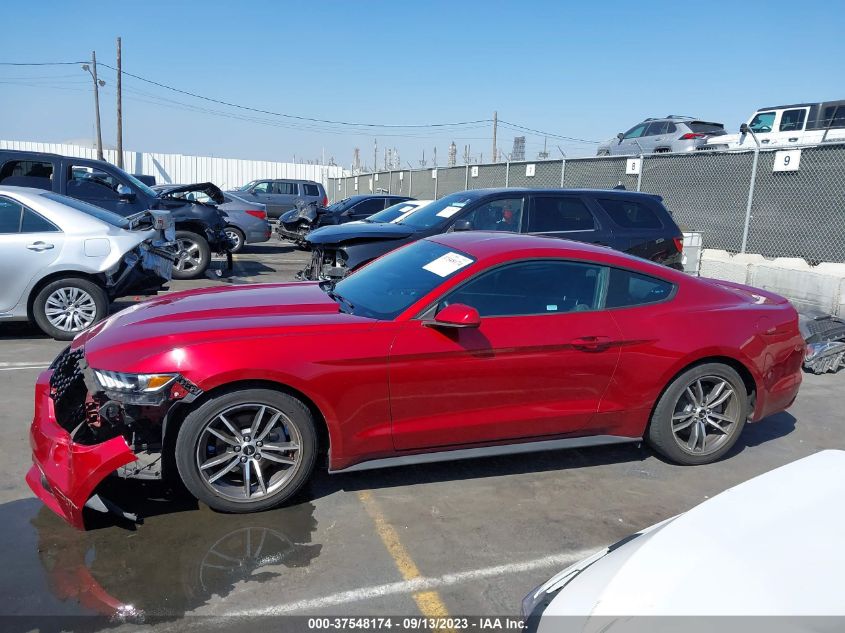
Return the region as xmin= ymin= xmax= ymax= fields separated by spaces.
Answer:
xmin=445 ymin=187 xmax=662 ymax=201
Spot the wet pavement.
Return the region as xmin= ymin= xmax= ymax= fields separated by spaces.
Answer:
xmin=1 ymin=241 xmax=844 ymax=631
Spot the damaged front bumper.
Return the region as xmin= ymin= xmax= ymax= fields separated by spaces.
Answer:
xmin=297 ymin=246 xmax=348 ymax=281
xmin=27 ymin=346 xmax=200 ymax=529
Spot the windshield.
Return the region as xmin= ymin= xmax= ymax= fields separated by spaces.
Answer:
xmin=749 ymin=112 xmax=776 ymax=133
xmin=398 ymin=192 xmax=481 ymax=230
xmin=330 ymin=240 xmax=476 ymax=320
xmin=367 ymin=201 xmax=421 ymax=224
xmin=238 ymin=180 xmax=258 ymax=191
xmin=42 ymin=192 xmax=130 ymax=228
xmin=123 ymin=171 xmax=158 ymax=198
xmin=325 ymin=198 xmax=357 ymax=213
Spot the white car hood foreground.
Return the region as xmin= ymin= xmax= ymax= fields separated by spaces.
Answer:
xmin=541 ymin=450 xmax=845 ymax=618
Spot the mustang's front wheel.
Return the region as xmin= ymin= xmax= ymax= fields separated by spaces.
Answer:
xmin=175 ymin=389 xmax=317 ymax=513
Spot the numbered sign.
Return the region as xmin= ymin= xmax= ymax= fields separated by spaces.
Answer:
xmin=525 ymin=164 xmax=536 ymax=177
xmin=431 ymin=169 xmax=437 ymax=179
xmin=626 ymin=158 xmax=641 ymax=175
xmin=773 ymin=149 xmax=801 ymax=172
xmin=354 ymin=177 xmax=359 ymax=191
xmin=471 ymin=166 xmax=479 ymax=178
xmin=399 ymin=171 xmax=404 ymax=181
xmin=374 ymin=173 xmax=379 ymax=181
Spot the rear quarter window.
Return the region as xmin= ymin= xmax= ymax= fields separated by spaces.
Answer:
xmin=598 ymin=198 xmax=663 ymax=229
xmin=606 ymin=268 xmax=674 ymax=308
xmin=303 ymin=184 xmax=320 ymax=197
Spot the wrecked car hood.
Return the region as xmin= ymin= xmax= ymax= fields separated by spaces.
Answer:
xmin=153 ymin=182 xmax=226 ymax=205
xmin=307 ymin=222 xmax=417 ymax=246
xmin=75 ymin=283 xmax=373 ymax=364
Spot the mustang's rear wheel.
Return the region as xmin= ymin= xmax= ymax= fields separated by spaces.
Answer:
xmin=647 ymin=363 xmax=748 ymax=465
xmin=175 ymin=389 xmax=317 ymax=513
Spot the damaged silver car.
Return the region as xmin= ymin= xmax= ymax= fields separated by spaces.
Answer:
xmin=0 ymin=186 xmax=176 ymax=340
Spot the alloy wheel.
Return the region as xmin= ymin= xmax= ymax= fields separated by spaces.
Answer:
xmin=176 ymin=237 xmax=202 ymax=272
xmin=195 ymin=404 xmax=302 ymax=502
xmin=44 ymin=287 xmax=98 ymax=332
xmin=224 ymin=228 xmax=243 ymax=252
xmin=671 ymin=376 xmax=741 ymax=456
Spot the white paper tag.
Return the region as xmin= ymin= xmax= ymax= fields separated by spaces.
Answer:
xmin=436 ymin=205 xmax=462 ymax=218
xmin=546 ymin=304 xmax=558 ymax=311
xmin=423 ymin=252 xmax=474 ymax=277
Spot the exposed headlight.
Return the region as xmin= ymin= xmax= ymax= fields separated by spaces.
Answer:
xmin=94 ymin=370 xmax=176 ymax=393
xmin=520 ymin=547 xmax=610 ymax=620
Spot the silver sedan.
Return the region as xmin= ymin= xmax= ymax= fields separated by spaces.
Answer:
xmin=0 ymin=186 xmax=175 ymax=340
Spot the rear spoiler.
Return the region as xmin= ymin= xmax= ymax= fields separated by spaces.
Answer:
xmin=710 ymin=279 xmax=789 ymax=305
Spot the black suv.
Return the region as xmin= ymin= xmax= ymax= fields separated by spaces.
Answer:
xmin=302 ymin=188 xmax=683 ymax=280
xmin=277 ymin=194 xmax=413 ymax=246
xmin=0 ymin=150 xmax=231 ymax=279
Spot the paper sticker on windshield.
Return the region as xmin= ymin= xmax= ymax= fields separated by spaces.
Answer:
xmin=436 ymin=205 xmax=463 ymax=218
xmin=423 ymin=252 xmax=474 ymax=277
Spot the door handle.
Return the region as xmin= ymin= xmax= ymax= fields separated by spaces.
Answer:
xmin=789 ymin=137 xmax=799 ymax=142
xmin=570 ymin=336 xmax=614 ymax=352
xmin=27 ymin=241 xmax=54 ymax=252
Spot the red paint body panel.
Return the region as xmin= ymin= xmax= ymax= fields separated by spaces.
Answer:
xmin=28 ymin=232 xmax=805 ymax=525
xmin=26 ymin=370 xmax=137 ymax=529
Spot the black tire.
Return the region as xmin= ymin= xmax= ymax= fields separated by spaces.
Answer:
xmin=646 ymin=363 xmax=748 ymax=465
xmin=224 ymin=226 xmax=245 ymax=253
xmin=175 ymin=388 xmax=317 ymax=513
xmin=31 ymin=277 xmax=109 ymax=341
xmin=172 ymin=230 xmax=211 ymax=280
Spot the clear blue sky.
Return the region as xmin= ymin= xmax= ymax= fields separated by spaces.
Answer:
xmin=2 ymin=0 xmax=843 ymax=167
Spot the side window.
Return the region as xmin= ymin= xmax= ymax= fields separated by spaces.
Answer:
xmin=644 ymin=121 xmax=668 ymax=136
xmin=622 ymin=124 xmax=648 ymax=139
xmin=821 ymin=105 xmax=845 ymax=129
xmin=528 ymin=197 xmax=595 ymax=233
xmin=67 ymin=166 xmax=121 ymax=200
xmin=273 ymin=182 xmax=298 ymax=195
xmin=463 ymin=197 xmax=524 ymax=232
xmin=302 ymin=183 xmax=320 ymax=197
xmin=665 ymin=122 xmax=677 ymax=134
xmin=252 ymin=182 xmax=271 ymax=194
xmin=779 ymin=109 xmax=807 ymax=132
xmin=749 ymin=112 xmax=775 ymax=133
xmin=443 ymin=260 xmax=606 ymax=317
xmin=598 ymin=198 xmax=662 ymax=229
xmin=21 ymin=208 xmax=59 ymax=233
xmin=0 ymin=160 xmax=54 ymax=189
xmin=605 ymin=268 xmax=673 ymax=308
xmin=350 ymin=198 xmax=388 ymax=216
xmin=0 ymin=196 xmax=23 ymax=233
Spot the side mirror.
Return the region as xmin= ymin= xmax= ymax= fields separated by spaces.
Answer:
xmin=616 ymin=132 xmax=624 ymax=141
xmin=118 ymin=188 xmax=136 ymax=202
xmin=452 ymin=219 xmax=473 ymax=231
xmin=739 ymin=123 xmax=749 ymax=135
xmin=424 ymin=303 xmax=481 ymax=329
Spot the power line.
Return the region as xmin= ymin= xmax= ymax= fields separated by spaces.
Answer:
xmin=0 ymin=61 xmax=89 ymax=66
xmin=499 ymin=120 xmax=600 ymax=144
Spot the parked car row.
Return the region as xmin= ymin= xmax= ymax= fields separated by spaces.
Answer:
xmin=599 ymin=98 xmax=845 ymax=155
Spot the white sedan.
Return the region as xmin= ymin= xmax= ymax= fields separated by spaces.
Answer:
xmin=0 ymin=186 xmax=175 ymax=340
xmin=523 ymin=450 xmax=845 ymax=626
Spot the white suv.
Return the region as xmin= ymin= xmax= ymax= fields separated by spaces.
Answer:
xmin=706 ymin=100 xmax=845 ymax=150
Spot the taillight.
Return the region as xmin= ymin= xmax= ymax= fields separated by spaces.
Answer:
xmin=679 ymin=132 xmax=707 ymax=140
xmin=673 ymin=236 xmax=684 ymax=252
xmin=322 ymin=195 xmax=329 ymax=207
xmin=245 ymin=209 xmax=266 ymax=219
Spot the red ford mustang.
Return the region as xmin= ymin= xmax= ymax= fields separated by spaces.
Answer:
xmin=28 ymin=232 xmax=804 ymax=528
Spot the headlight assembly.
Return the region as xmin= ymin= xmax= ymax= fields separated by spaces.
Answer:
xmin=94 ymin=370 xmax=177 ymax=393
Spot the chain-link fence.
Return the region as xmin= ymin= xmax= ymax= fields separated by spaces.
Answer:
xmin=328 ymin=143 xmax=845 ymax=262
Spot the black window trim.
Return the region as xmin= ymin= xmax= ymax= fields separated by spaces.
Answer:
xmin=444 ymin=193 xmax=528 ymax=232
xmin=413 ymin=257 xmax=677 ymax=321
xmin=0 ymin=195 xmax=62 ymax=234
xmin=525 ymin=194 xmax=600 ymax=235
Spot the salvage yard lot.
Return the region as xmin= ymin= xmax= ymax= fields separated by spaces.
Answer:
xmin=0 ymin=242 xmax=842 ymax=628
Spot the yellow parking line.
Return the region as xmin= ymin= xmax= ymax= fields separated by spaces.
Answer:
xmin=357 ymin=490 xmax=450 ymax=618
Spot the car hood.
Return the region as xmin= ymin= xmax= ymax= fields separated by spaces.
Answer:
xmin=154 ymin=182 xmax=226 ymax=205
xmin=542 ymin=450 xmax=845 ymax=617
xmin=307 ymin=222 xmax=417 ymax=246
xmin=73 ymin=283 xmax=371 ymax=367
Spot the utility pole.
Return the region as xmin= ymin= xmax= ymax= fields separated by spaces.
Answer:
xmin=82 ymin=51 xmax=105 ymax=161
xmin=491 ymin=110 xmax=498 ymax=163
xmin=116 ymin=38 xmax=123 ymax=168
xmin=373 ymin=139 xmax=378 ymax=173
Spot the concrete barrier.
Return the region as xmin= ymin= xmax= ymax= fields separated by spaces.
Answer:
xmin=699 ymin=249 xmax=845 ymax=316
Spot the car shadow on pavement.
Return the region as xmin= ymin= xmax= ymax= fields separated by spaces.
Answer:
xmin=0 ymin=321 xmax=51 ymax=341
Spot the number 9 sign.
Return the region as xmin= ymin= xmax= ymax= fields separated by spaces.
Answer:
xmin=773 ymin=149 xmax=801 ymax=172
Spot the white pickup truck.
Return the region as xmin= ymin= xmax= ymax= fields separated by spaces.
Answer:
xmin=706 ymin=100 xmax=845 ymax=150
